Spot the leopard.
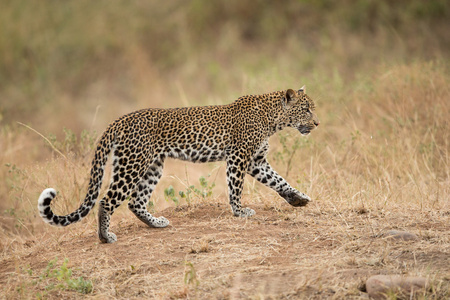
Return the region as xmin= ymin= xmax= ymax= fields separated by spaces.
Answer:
xmin=38 ymin=86 xmax=319 ymax=243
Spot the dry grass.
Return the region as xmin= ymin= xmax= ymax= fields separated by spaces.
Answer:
xmin=1 ymin=1 xmax=449 ymax=299
xmin=1 ymin=61 xmax=448 ymax=300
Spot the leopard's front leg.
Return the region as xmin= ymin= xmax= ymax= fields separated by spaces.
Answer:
xmin=248 ymin=143 xmax=311 ymax=207
xmin=226 ymin=154 xmax=255 ymax=217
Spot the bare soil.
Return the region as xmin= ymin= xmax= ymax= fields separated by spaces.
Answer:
xmin=1 ymin=199 xmax=449 ymax=299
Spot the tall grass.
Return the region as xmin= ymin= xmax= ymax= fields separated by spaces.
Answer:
xmin=302 ymin=62 xmax=449 ymax=212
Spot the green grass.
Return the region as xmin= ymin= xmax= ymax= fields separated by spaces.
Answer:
xmin=37 ymin=258 xmax=93 ymax=294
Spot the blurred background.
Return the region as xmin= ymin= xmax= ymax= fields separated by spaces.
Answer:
xmin=1 ymin=0 xmax=448 ymax=132
xmin=1 ymin=0 xmax=449 ymax=235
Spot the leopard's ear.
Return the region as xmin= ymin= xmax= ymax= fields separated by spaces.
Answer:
xmin=298 ymin=85 xmax=306 ymax=94
xmin=284 ymin=89 xmax=297 ymax=109
xmin=286 ymin=89 xmax=297 ymax=103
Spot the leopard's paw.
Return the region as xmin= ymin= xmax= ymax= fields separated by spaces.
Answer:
xmin=287 ymin=192 xmax=311 ymax=207
xmin=152 ymin=216 xmax=169 ymax=228
xmin=99 ymin=231 xmax=117 ymax=244
xmin=233 ymin=207 xmax=255 ymax=217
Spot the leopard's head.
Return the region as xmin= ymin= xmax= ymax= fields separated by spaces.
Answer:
xmin=278 ymin=86 xmax=319 ymax=135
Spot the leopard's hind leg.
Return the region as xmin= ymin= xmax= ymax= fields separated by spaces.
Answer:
xmin=98 ymin=146 xmax=148 ymax=243
xmin=128 ymin=159 xmax=169 ymax=228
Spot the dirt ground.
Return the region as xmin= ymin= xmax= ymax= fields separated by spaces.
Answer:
xmin=1 ymin=198 xmax=449 ymax=299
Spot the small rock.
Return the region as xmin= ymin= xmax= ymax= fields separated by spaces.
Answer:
xmin=366 ymin=275 xmax=428 ymax=299
xmin=384 ymin=230 xmax=418 ymax=241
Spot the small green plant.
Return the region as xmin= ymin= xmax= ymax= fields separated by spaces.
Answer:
xmin=350 ymin=129 xmax=361 ymax=144
xmin=164 ymin=174 xmax=216 ymax=206
xmin=184 ymin=261 xmax=199 ymax=287
xmin=47 ymin=128 xmax=97 ymax=157
xmin=180 ymin=175 xmax=216 ymax=202
xmin=36 ymin=258 xmax=93 ymax=294
xmin=147 ymin=200 xmax=155 ymax=213
xmin=5 ymin=163 xmax=27 ymax=191
xmin=4 ymin=163 xmax=29 ymax=229
xmin=273 ymin=133 xmax=310 ymax=178
xmin=164 ymin=185 xmax=179 ymax=205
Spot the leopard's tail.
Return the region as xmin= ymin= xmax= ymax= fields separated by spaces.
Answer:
xmin=38 ymin=129 xmax=115 ymax=227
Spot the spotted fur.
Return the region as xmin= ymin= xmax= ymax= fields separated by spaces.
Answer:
xmin=38 ymin=87 xmax=319 ymax=243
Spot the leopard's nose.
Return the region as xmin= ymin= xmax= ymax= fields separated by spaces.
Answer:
xmin=314 ymin=120 xmax=320 ymax=126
